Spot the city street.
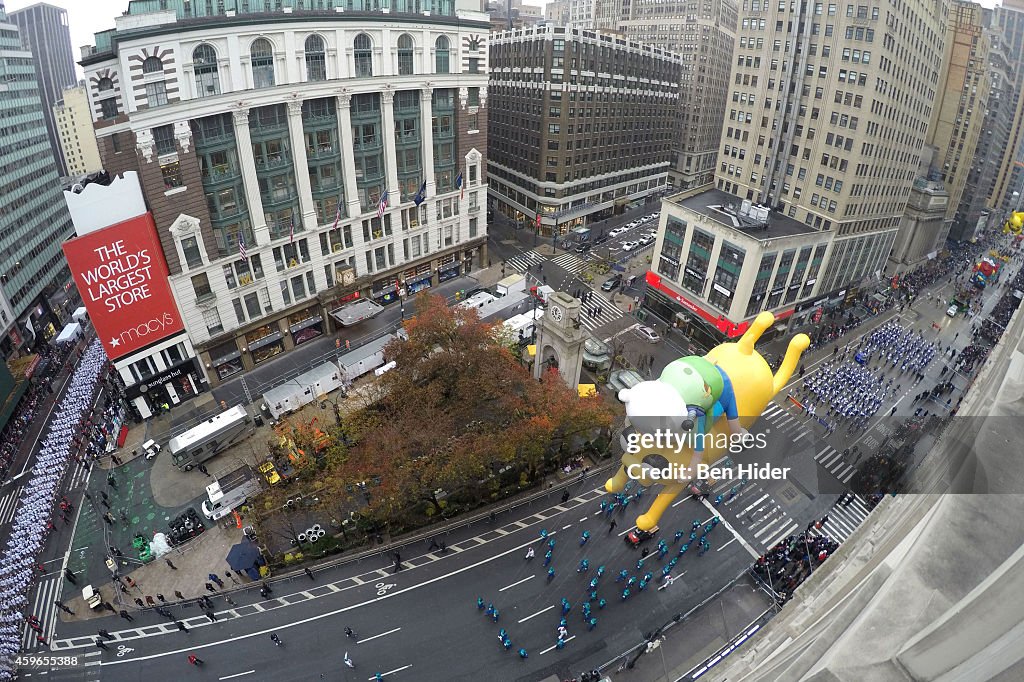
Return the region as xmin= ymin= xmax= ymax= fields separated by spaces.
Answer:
xmin=46 ymin=470 xmax=763 ymax=681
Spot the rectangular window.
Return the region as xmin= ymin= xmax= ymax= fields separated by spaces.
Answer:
xmin=191 ymin=273 xmax=213 ymax=301
xmin=180 ymin=237 xmax=203 ymax=269
xmin=145 ymin=81 xmax=168 ymax=107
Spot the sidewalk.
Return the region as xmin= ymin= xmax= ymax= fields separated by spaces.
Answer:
xmin=603 ymin=578 xmax=774 ymax=682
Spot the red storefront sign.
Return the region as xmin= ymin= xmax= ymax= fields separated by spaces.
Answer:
xmin=645 ymin=271 xmax=793 ymax=339
xmin=63 ymin=213 xmax=185 ymax=360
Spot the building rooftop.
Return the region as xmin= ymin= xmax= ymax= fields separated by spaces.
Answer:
xmin=670 ymin=188 xmax=822 ymax=241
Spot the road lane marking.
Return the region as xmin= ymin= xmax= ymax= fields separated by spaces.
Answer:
xmin=716 ymin=538 xmax=737 ymax=552
xmin=539 ymin=635 xmax=576 ymax=655
xmin=357 ymin=627 xmax=401 ymax=643
xmin=218 ymin=671 xmax=255 ymax=680
xmin=518 ymin=605 xmax=555 ymax=623
xmin=371 ymin=665 xmax=412 ymax=679
xmin=499 ymin=575 xmax=534 ymax=592
xmin=671 ymin=494 xmax=694 ymax=508
xmin=562 ymin=525 xmax=572 ymax=530
xmin=85 ymin=531 xmax=578 ymax=665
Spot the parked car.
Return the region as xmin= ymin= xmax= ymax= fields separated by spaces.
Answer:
xmin=609 ymin=227 xmax=628 ymax=237
xmin=608 ymin=369 xmax=644 ymax=397
xmin=946 ymin=304 xmax=958 ymax=317
xmin=621 ymin=241 xmax=639 ymax=252
xmin=636 ymin=326 xmax=661 ymax=343
xmin=645 ymin=213 xmax=659 ymax=221
xmin=575 ymin=243 xmax=592 ymax=254
xmin=638 ymin=234 xmax=655 ymax=246
xmin=602 ymin=274 xmax=623 ymax=291
xmin=625 ymin=526 xmax=659 ymax=547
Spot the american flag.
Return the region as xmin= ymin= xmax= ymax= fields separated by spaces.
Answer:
xmin=331 ymin=199 xmax=343 ymax=230
xmin=238 ymin=232 xmax=247 ymax=260
xmin=377 ymin=190 xmax=389 ymax=220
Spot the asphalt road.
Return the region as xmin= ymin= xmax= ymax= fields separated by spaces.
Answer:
xmin=48 ymin=471 xmax=756 ymax=681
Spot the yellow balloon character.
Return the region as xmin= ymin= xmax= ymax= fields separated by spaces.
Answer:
xmin=606 ymin=312 xmax=810 ymax=531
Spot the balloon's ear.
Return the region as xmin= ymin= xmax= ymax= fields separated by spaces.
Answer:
xmin=679 ymin=414 xmax=695 ymax=432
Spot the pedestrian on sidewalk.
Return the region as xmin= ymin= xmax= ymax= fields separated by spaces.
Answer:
xmin=156 ymin=594 xmax=166 ymax=603
xmin=134 ymin=598 xmax=144 ymax=608
xmin=101 ymin=602 xmax=115 ymax=613
xmin=208 ymin=573 xmax=224 ymax=588
xmin=54 ymin=600 xmax=74 ymax=615
xmin=198 ymin=463 xmax=210 ymax=477
xmin=204 ymin=582 xmax=216 ymax=593
xmin=165 ymin=558 xmax=177 ymax=570
xmin=175 ymin=621 xmax=189 ymax=633
xmin=225 ymin=570 xmax=239 ymax=585
xmin=174 ymin=590 xmax=185 ymax=601
xmin=118 ymin=610 xmax=134 ymax=622
xmin=145 ymin=595 xmax=156 ymax=606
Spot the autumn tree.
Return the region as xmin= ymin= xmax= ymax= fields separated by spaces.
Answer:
xmin=331 ymin=293 xmax=614 ymax=523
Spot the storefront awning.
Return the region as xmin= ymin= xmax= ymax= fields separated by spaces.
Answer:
xmin=289 ymin=315 xmax=323 ymax=333
xmin=248 ymin=331 xmax=283 ymax=351
xmin=212 ymin=350 xmax=241 ymax=364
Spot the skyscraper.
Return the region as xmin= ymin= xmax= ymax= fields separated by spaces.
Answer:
xmin=987 ymin=0 xmax=1024 ymax=219
xmin=617 ymin=0 xmax=739 ymax=190
xmin=646 ymin=0 xmax=949 ymax=346
xmin=8 ymin=2 xmax=77 ymax=176
xmin=0 ymin=5 xmax=77 ymax=356
xmin=952 ymin=12 xmax=1016 ymax=242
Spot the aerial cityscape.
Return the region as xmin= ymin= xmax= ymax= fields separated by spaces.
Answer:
xmin=0 ymin=0 xmax=1022 ymax=680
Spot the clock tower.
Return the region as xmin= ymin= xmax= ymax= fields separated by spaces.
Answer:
xmin=533 ymin=291 xmax=587 ymax=387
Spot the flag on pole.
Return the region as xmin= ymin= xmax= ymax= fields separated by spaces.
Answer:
xmin=413 ymin=181 xmax=427 ymax=207
xmin=455 ymin=171 xmax=464 ymax=200
xmin=331 ymin=199 xmax=343 ymax=231
xmin=377 ymin=190 xmax=389 ymax=220
xmin=238 ymin=232 xmax=247 ymax=260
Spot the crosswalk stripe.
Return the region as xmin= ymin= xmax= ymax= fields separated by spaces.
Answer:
xmin=820 ymin=450 xmax=843 ymax=467
xmin=739 ymin=493 xmax=768 ymax=516
xmin=837 ymin=465 xmax=856 ymax=483
xmin=764 ymin=522 xmax=800 ymax=550
xmin=0 ymin=485 xmax=22 ymax=525
xmin=762 ymin=404 xmax=782 ymax=418
xmin=752 ymin=513 xmax=789 ymax=539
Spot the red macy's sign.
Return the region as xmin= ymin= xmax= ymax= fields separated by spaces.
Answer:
xmin=63 ymin=213 xmax=185 ymax=360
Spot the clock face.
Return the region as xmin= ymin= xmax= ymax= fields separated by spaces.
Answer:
xmin=550 ymin=305 xmax=564 ymax=322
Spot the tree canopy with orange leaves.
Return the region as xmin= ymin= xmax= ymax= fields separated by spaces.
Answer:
xmin=334 ymin=293 xmax=615 ymax=520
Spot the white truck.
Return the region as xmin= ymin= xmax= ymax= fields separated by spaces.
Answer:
xmin=202 ymin=465 xmax=262 ymax=521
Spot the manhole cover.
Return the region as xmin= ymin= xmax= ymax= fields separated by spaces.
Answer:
xmin=777 ymin=484 xmax=800 ymax=503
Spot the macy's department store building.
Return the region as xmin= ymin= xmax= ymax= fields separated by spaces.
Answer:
xmin=63 ymin=173 xmax=207 ymax=420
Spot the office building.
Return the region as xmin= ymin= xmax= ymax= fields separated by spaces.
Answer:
xmin=989 ymin=0 xmax=1024 ymax=217
xmin=54 ymin=84 xmax=103 ymax=177
xmin=488 ymin=25 xmax=680 ymax=233
xmin=952 ymin=13 xmax=1016 ymax=242
xmin=890 ymin=0 xmax=988 ymax=269
xmin=8 ymin=2 xmax=78 ymax=176
xmin=618 ymin=0 xmax=739 ymax=190
xmin=81 ymin=0 xmax=489 ymax=387
xmin=546 ymin=0 xmax=571 ymax=24
xmin=645 ymin=0 xmax=948 ymax=345
xmin=0 ymin=5 xmax=77 ymax=358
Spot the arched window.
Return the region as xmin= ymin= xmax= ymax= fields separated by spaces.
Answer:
xmin=434 ymin=35 xmax=450 ymax=74
xmin=305 ymin=34 xmax=326 ymax=81
xmin=250 ymin=38 xmax=275 ymax=89
xmin=354 ymin=33 xmax=373 ymax=78
xmin=97 ymin=77 xmax=113 ymax=92
xmin=397 ymin=34 xmax=414 ymax=76
xmin=142 ymin=56 xmax=163 ymax=74
xmin=192 ymin=44 xmax=221 ymax=97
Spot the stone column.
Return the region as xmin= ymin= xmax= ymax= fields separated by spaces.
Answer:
xmin=286 ymin=98 xmax=318 ymax=230
xmin=232 ymin=108 xmax=269 ymax=244
xmin=419 ymin=83 xmax=436 ymax=200
xmin=380 ymin=85 xmax=400 ymax=209
xmin=336 ymin=90 xmax=362 ymax=219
